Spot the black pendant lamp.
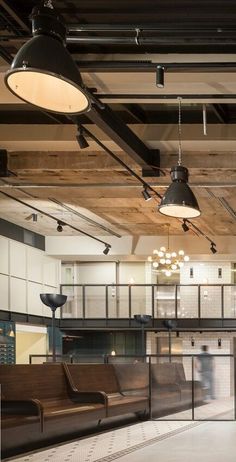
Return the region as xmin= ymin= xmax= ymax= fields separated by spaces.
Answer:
xmin=159 ymin=98 xmax=200 ymax=219
xmin=5 ymin=1 xmax=90 ymax=115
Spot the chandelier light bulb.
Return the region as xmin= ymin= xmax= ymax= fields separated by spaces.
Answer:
xmin=153 ymin=261 xmax=159 ymax=268
xmin=160 ymin=246 xmax=166 ymax=252
xmin=165 ymin=259 xmax=171 ymax=265
xmin=153 ymin=249 xmax=159 ymax=255
xmin=171 ymin=264 xmax=177 ymax=270
xmin=179 ymin=250 xmax=185 ymax=256
xmin=160 ymin=258 xmax=166 ymax=265
xmin=184 ymin=255 xmax=190 ymax=261
xmin=158 ymin=251 xmax=164 ymax=257
xmin=178 ymin=261 xmax=184 ymax=268
xmin=165 ymin=270 xmax=172 ymax=277
xmin=165 ymin=252 xmax=171 ymax=259
xmin=148 ymin=256 xmax=153 ymax=262
xmin=171 ymin=252 xmax=177 ymax=258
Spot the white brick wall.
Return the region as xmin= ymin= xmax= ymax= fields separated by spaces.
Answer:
xmin=179 ymin=261 xmax=233 ymax=318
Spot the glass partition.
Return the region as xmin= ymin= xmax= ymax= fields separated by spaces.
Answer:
xmin=224 ymin=285 xmax=236 ymax=318
xmin=85 ymin=286 xmax=106 ymax=318
xmin=60 ymin=284 xmax=236 ymax=320
xmin=150 ymin=355 xmax=193 ymax=420
xmin=193 ymin=355 xmax=234 ymax=420
xmin=200 ymin=286 xmax=222 ymax=318
xmin=62 ymin=285 xmax=83 ymax=318
xmin=154 ymin=285 xmax=176 ymax=318
xmin=178 ymin=285 xmax=199 ymax=318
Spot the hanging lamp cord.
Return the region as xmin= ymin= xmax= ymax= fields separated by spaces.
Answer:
xmin=177 ymin=96 xmax=182 ymax=166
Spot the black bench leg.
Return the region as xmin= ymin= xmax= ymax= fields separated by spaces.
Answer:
xmin=98 ymin=419 xmax=102 ymax=425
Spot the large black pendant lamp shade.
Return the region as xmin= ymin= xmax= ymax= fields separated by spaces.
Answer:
xmin=5 ymin=3 xmax=90 ymax=114
xmin=159 ymin=98 xmax=200 ymax=219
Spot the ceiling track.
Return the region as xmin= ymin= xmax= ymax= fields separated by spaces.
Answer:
xmin=49 ymin=197 xmax=122 ymax=238
xmin=77 ymin=61 xmax=236 ymax=72
xmin=0 ymin=191 xmax=111 ymax=248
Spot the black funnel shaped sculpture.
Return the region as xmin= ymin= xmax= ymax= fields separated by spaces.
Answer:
xmin=40 ymin=294 xmax=67 ymax=362
xmin=134 ymin=314 xmax=152 ymax=356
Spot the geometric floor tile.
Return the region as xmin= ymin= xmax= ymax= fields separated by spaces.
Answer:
xmin=5 ymin=398 xmax=234 ymax=462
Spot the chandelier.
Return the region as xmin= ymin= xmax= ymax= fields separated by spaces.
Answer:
xmin=147 ymin=225 xmax=189 ymax=277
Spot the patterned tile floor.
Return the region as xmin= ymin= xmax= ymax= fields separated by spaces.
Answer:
xmin=5 ymin=398 xmax=234 ymax=462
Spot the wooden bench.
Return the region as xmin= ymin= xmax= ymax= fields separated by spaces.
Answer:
xmin=151 ymin=362 xmax=203 ymax=416
xmin=64 ymin=363 xmax=149 ymax=419
xmin=1 ymin=364 xmax=106 ymax=457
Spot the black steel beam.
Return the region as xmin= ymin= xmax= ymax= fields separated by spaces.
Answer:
xmin=60 ymin=317 xmax=236 ymax=331
xmin=86 ymin=103 xmax=159 ymax=171
xmin=77 ymin=61 xmax=236 ymax=73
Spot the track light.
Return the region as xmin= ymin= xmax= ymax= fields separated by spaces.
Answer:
xmin=103 ymin=244 xmax=111 ymax=255
xmin=156 ymin=65 xmax=165 ymax=88
xmin=191 ymin=337 xmax=195 ymax=347
xmin=76 ymin=126 xmax=89 ymax=149
xmin=25 ymin=213 xmax=38 ymax=222
xmin=142 ymin=188 xmax=152 ymax=201
xmin=210 ymin=242 xmax=217 ymax=254
xmin=182 ymin=219 xmax=189 ymax=232
xmin=57 ymin=220 xmax=64 ymax=232
xmin=218 ymin=338 xmax=222 ymax=348
xmin=5 ymin=3 xmax=90 ymax=114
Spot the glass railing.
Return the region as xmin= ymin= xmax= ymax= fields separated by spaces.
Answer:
xmin=60 ymin=284 xmax=236 ymax=320
xmin=29 ymin=352 xmax=236 ymax=421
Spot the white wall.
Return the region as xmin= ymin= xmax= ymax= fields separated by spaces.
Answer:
xmin=15 ymin=324 xmax=48 ymax=364
xmin=0 ymin=235 xmax=60 ymax=317
xmin=179 ymin=261 xmax=233 ymax=318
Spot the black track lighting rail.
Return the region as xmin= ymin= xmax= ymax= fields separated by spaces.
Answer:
xmin=0 ymin=191 xmax=111 ymax=250
xmin=185 ymin=219 xmax=216 ymax=249
xmin=80 ymin=124 xmax=217 ymax=252
xmin=80 ymin=125 xmax=162 ymax=200
xmin=49 ymin=197 xmax=122 ymax=238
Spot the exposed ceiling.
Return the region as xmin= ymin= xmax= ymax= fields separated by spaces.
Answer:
xmin=0 ymin=1 xmax=236 ymax=242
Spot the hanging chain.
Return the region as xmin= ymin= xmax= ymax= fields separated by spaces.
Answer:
xmin=177 ymin=96 xmax=182 ymax=166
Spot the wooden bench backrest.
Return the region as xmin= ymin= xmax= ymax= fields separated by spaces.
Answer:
xmin=0 ymin=364 xmax=69 ymax=401
xmin=175 ymin=363 xmax=186 ymax=382
xmin=151 ymin=363 xmax=178 ymax=385
xmin=66 ymin=364 xmax=120 ymax=394
xmin=113 ymin=364 xmax=149 ymax=392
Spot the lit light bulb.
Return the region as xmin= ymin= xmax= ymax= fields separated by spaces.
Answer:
xmin=165 ymin=253 xmax=171 ymax=259
xmin=171 ymin=264 xmax=177 ymax=270
xmin=153 ymin=261 xmax=159 ymax=268
xmin=153 ymin=249 xmax=159 ymax=255
xmin=184 ymin=255 xmax=190 ymax=261
xmin=179 ymin=250 xmax=184 ymax=256
xmin=178 ymin=261 xmax=184 ymax=268
xmin=160 ymin=246 xmax=166 ymax=252
xmin=165 ymin=270 xmax=172 ymax=277
xmin=158 ymin=251 xmax=164 ymax=257
xmin=111 ymin=350 xmax=116 ymax=356
xmin=171 ymin=252 xmax=177 ymax=258
xmin=166 ymin=259 xmax=171 ymax=265
xmin=147 ymin=256 xmax=152 ymax=262
xmin=160 ymin=258 xmax=166 ymax=265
